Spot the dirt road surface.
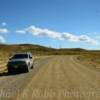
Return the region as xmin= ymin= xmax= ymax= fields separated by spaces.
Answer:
xmin=0 ymin=56 xmax=100 ymax=100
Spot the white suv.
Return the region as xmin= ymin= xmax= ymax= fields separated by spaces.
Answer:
xmin=7 ymin=52 xmax=34 ymax=73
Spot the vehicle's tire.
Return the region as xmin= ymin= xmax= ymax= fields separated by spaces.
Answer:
xmin=8 ymin=68 xmax=13 ymax=74
xmin=24 ymin=66 xmax=29 ymax=73
xmin=31 ymin=65 xmax=34 ymax=69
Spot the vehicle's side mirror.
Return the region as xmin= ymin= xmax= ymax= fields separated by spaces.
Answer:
xmin=9 ymin=57 xmax=12 ymax=60
xmin=8 ymin=53 xmax=13 ymax=60
xmin=30 ymin=57 xmax=32 ymax=59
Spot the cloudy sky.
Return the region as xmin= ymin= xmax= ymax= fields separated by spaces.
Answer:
xmin=0 ymin=0 xmax=100 ymax=49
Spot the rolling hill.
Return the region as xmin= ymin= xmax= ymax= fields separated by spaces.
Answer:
xmin=0 ymin=44 xmax=88 ymax=56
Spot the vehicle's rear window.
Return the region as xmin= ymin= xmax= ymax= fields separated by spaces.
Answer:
xmin=12 ymin=54 xmax=28 ymax=59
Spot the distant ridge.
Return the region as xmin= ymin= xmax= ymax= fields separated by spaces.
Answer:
xmin=0 ymin=44 xmax=98 ymax=55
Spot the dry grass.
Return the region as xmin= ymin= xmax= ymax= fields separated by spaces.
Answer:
xmin=78 ymin=53 xmax=100 ymax=70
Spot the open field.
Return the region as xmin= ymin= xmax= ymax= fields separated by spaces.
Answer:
xmin=0 ymin=44 xmax=86 ymax=73
xmin=0 ymin=44 xmax=100 ymax=73
xmin=0 ymin=44 xmax=100 ymax=100
xmin=0 ymin=44 xmax=100 ymax=71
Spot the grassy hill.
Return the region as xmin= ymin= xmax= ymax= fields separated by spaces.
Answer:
xmin=0 ymin=44 xmax=89 ymax=56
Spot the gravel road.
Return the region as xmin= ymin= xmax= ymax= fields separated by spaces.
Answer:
xmin=0 ymin=56 xmax=100 ymax=100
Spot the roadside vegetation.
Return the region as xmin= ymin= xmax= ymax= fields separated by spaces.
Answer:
xmin=78 ymin=52 xmax=100 ymax=70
